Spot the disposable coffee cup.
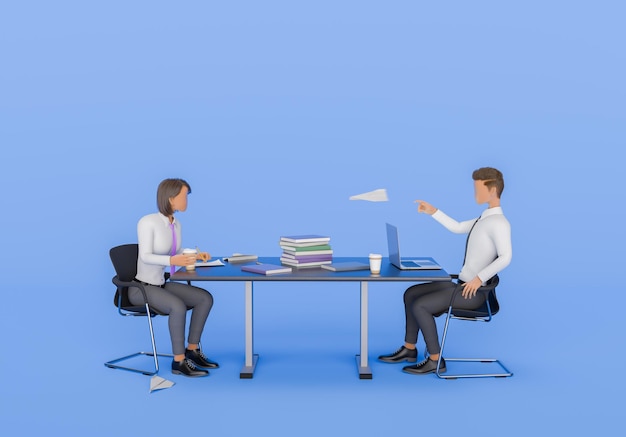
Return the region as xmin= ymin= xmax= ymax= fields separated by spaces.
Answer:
xmin=369 ymin=253 xmax=382 ymax=275
xmin=183 ymin=248 xmax=198 ymax=271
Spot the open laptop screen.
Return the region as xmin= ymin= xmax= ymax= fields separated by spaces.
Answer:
xmin=386 ymin=223 xmax=402 ymax=268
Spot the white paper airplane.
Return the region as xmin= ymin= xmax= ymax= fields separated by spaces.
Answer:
xmin=349 ymin=188 xmax=389 ymax=202
xmin=150 ymin=375 xmax=175 ymax=393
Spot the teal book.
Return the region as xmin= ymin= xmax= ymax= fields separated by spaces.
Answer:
xmin=280 ymin=235 xmax=330 ymax=244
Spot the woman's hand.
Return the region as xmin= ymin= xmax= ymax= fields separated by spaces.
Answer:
xmin=198 ymin=252 xmax=210 ymax=262
xmin=461 ymin=276 xmax=483 ymax=299
xmin=170 ymin=253 xmax=197 ymax=267
xmin=414 ymin=200 xmax=437 ymax=215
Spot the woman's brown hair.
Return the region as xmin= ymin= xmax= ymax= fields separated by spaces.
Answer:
xmin=156 ymin=178 xmax=191 ymax=216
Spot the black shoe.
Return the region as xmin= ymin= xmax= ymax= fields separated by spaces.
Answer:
xmin=378 ymin=346 xmax=418 ymax=363
xmin=402 ymin=357 xmax=446 ymax=375
xmin=185 ymin=348 xmax=220 ymax=369
xmin=172 ymin=358 xmax=210 ymax=377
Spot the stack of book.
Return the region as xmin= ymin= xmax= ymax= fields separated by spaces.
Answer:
xmin=279 ymin=234 xmax=333 ymax=268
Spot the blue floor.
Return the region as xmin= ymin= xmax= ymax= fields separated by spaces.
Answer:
xmin=2 ymin=279 xmax=622 ymax=436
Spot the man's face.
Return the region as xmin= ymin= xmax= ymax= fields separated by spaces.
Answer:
xmin=474 ymin=180 xmax=495 ymax=204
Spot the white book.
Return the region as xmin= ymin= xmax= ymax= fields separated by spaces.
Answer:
xmin=223 ymin=254 xmax=258 ymax=263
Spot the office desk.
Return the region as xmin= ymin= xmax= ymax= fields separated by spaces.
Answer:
xmin=171 ymin=256 xmax=450 ymax=379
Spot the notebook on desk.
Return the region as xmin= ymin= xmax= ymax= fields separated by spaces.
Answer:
xmin=386 ymin=223 xmax=442 ymax=270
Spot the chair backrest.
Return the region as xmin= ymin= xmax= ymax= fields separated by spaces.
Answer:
xmin=484 ymin=289 xmax=500 ymax=316
xmin=452 ymin=275 xmax=500 ymax=319
xmin=108 ymin=244 xmax=185 ymax=315
xmin=110 ymin=244 xmax=139 ymax=282
xmin=110 ymin=244 xmax=139 ymax=309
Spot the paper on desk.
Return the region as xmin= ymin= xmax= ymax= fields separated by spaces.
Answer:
xmin=150 ymin=375 xmax=175 ymax=393
xmin=196 ymin=259 xmax=225 ymax=267
xmin=349 ymin=188 xmax=388 ymax=202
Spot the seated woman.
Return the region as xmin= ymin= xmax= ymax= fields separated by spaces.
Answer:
xmin=130 ymin=178 xmax=218 ymax=377
xmin=378 ymin=167 xmax=512 ymax=374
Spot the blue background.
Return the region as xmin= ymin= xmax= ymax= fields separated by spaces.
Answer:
xmin=1 ymin=1 xmax=624 ymax=435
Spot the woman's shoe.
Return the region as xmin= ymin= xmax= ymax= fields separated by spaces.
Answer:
xmin=378 ymin=346 xmax=418 ymax=363
xmin=172 ymin=358 xmax=210 ymax=377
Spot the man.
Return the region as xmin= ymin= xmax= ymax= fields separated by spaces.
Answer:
xmin=378 ymin=167 xmax=512 ymax=374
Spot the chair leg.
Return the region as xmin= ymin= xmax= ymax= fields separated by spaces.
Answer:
xmin=435 ymin=309 xmax=453 ymax=377
xmin=105 ymin=304 xmax=174 ymax=376
xmin=436 ymin=310 xmax=513 ymax=379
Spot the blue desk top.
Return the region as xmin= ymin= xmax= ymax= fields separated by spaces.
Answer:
xmin=170 ymin=256 xmax=450 ymax=282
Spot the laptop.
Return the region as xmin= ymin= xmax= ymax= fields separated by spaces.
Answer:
xmin=386 ymin=223 xmax=442 ymax=270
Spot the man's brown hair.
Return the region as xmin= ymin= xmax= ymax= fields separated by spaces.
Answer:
xmin=472 ymin=167 xmax=504 ymax=198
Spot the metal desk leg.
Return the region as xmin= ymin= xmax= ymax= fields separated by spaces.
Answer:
xmin=355 ymin=281 xmax=372 ymax=379
xmin=240 ymin=281 xmax=258 ymax=378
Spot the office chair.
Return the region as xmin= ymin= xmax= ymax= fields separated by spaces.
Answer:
xmin=436 ymin=274 xmax=513 ymax=379
xmin=104 ymin=243 xmax=174 ymax=375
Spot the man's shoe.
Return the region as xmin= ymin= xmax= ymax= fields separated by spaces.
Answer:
xmin=378 ymin=346 xmax=418 ymax=363
xmin=402 ymin=357 xmax=446 ymax=375
xmin=172 ymin=358 xmax=210 ymax=377
xmin=185 ymin=348 xmax=220 ymax=369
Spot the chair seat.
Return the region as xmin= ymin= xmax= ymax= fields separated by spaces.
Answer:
xmin=451 ymin=307 xmax=490 ymax=318
xmin=119 ymin=303 xmax=190 ymax=316
xmin=120 ymin=304 xmax=162 ymax=315
xmin=437 ymin=274 xmax=512 ymax=379
xmin=451 ymin=285 xmax=500 ymax=319
xmin=114 ymin=288 xmax=166 ymax=316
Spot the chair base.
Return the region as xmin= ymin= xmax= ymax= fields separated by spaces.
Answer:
xmin=105 ymin=351 xmax=174 ymax=376
xmin=436 ymin=357 xmax=513 ymax=379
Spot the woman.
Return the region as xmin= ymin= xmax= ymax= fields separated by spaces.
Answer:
xmin=130 ymin=178 xmax=219 ymax=377
xmin=378 ymin=167 xmax=512 ymax=375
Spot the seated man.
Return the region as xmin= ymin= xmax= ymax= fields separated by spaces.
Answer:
xmin=378 ymin=167 xmax=512 ymax=374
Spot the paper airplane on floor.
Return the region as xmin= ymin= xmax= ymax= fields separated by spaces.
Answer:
xmin=150 ymin=375 xmax=175 ymax=393
xmin=349 ymin=188 xmax=388 ymax=202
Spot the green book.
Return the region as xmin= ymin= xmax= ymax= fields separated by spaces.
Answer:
xmin=279 ymin=244 xmax=331 ymax=252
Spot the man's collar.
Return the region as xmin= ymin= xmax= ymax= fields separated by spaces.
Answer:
xmin=481 ymin=206 xmax=503 ymax=218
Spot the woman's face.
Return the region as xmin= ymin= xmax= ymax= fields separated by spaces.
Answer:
xmin=169 ymin=185 xmax=189 ymax=213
